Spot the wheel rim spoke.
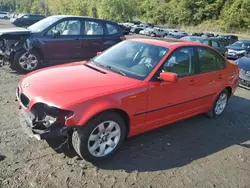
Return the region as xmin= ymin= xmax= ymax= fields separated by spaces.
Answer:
xmin=107 ymin=139 xmax=116 ymax=148
xmin=98 ymin=123 xmax=105 ymax=133
xmin=109 ymin=129 xmax=120 ymax=138
xmin=89 ymin=134 xmax=98 ymax=141
xmin=99 ymin=143 xmax=106 ymax=155
xmin=106 ymin=122 xmax=116 ymax=132
xmin=89 ymin=141 xmax=99 ymax=153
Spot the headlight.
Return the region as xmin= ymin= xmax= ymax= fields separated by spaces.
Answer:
xmin=236 ymin=50 xmax=246 ymax=54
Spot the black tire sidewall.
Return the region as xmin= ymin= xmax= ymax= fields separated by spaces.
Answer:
xmin=72 ymin=112 xmax=126 ymax=162
xmin=211 ymin=90 xmax=229 ymax=118
xmin=14 ymin=50 xmax=41 ymax=73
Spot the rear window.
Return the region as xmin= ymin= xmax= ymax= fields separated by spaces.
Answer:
xmin=106 ymin=23 xmax=119 ymax=35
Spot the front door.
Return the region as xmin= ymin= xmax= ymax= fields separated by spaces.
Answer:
xmin=146 ymin=47 xmax=200 ymax=126
xmin=81 ymin=19 xmax=105 ymax=59
xmin=39 ymin=18 xmax=83 ymax=64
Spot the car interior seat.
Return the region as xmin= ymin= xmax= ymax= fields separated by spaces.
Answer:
xmin=62 ymin=22 xmax=79 ymax=35
xmin=165 ymin=51 xmax=191 ymax=76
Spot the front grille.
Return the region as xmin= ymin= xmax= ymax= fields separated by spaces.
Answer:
xmin=20 ymin=93 xmax=30 ymax=108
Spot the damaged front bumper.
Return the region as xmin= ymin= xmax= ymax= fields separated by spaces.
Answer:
xmin=19 ymin=108 xmax=68 ymax=140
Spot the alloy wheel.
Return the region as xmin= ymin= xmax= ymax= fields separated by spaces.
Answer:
xmin=19 ymin=53 xmax=38 ymax=71
xmin=87 ymin=121 xmax=121 ymax=157
xmin=215 ymin=93 xmax=228 ymax=115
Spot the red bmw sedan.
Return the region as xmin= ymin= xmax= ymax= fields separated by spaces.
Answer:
xmin=17 ymin=38 xmax=239 ymax=162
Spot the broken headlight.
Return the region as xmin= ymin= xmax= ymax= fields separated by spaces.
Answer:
xmin=32 ymin=103 xmax=74 ymax=127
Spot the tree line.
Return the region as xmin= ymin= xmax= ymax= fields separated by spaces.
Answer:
xmin=1 ymin=0 xmax=250 ymax=32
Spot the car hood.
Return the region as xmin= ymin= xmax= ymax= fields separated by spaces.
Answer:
xmin=19 ymin=62 xmax=142 ymax=109
xmin=0 ymin=27 xmax=31 ymax=37
xmin=238 ymin=57 xmax=250 ymax=70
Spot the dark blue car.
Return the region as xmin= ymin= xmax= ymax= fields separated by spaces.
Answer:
xmin=236 ymin=55 xmax=250 ymax=89
xmin=0 ymin=15 xmax=125 ymax=73
xmin=226 ymin=40 xmax=250 ymax=60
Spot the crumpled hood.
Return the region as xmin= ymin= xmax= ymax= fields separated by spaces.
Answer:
xmin=0 ymin=27 xmax=31 ymax=36
xmin=19 ymin=62 xmax=142 ymax=109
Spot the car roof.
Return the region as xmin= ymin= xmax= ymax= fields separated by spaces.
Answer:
xmin=129 ymin=38 xmax=206 ymax=48
xmin=186 ymin=36 xmax=207 ymax=39
xmin=49 ymin=15 xmax=118 ymax=24
xmin=238 ymin=40 xmax=250 ymax=43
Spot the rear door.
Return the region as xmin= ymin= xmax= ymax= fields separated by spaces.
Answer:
xmin=103 ymin=22 xmax=124 ymax=50
xmin=81 ymin=19 xmax=105 ymax=59
xmin=39 ymin=18 xmax=83 ymax=63
xmin=193 ymin=46 xmax=227 ymax=106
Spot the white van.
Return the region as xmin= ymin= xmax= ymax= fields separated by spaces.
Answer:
xmin=0 ymin=11 xmax=9 ymax=19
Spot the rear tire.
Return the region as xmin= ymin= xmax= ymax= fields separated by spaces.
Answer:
xmin=14 ymin=50 xmax=41 ymax=73
xmin=206 ymin=89 xmax=229 ymax=118
xmin=72 ymin=112 xmax=126 ymax=162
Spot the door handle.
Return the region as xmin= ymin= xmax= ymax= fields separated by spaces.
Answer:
xmin=74 ymin=38 xmax=80 ymax=41
xmin=218 ymin=74 xmax=223 ymax=79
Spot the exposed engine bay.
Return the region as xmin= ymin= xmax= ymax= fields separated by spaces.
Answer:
xmin=0 ymin=32 xmax=32 ymax=67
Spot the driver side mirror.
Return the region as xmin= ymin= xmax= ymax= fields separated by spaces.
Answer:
xmin=52 ymin=30 xmax=60 ymax=37
xmin=159 ymin=72 xmax=178 ymax=83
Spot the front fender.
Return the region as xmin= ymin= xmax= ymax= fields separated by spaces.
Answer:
xmin=65 ymin=97 xmax=124 ymax=126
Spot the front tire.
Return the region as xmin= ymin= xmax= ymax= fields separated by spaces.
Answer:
xmin=206 ymin=89 xmax=229 ymax=118
xmin=14 ymin=50 xmax=41 ymax=73
xmin=72 ymin=112 xmax=126 ymax=162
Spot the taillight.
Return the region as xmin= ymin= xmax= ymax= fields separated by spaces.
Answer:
xmin=120 ymin=36 xmax=126 ymax=41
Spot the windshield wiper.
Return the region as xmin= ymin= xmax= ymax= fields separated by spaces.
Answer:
xmin=91 ymin=60 xmax=126 ymax=76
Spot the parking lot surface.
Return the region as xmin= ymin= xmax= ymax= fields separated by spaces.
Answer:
xmin=0 ymin=20 xmax=250 ymax=188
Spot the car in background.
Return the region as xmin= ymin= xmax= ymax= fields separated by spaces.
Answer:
xmin=236 ymin=55 xmax=250 ymax=89
xmin=225 ymin=40 xmax=250 ymax=60
xmin=165 ymin=32 xmax=188 ymax=39
xmin=217 ymin=35 xmax=238 ymax=45
xmin=0 ymin=11 xmax=9 ymax=19
xmin=11 ymin=14 xmax=46 ymax=27
xmin=181 ymin=36 xmax=228 ymax=55
xmin=201 ymin=33 xmax=215 ymax=37
xmin=17 ymin=38 xmax=239 ymax=162
xmin=130 ymin=26 xmax=144 ymax=34
xmin=118 ymin=23 xmax=130 ymax=35
xmin=0 ymin=15 xmax=125 ymax=73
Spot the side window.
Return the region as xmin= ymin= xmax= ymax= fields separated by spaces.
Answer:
xmin=203 ymin=40 xmax=209 ymax=45
xmin=84 ymin=21 xmax=104 ymax=35
xmin=23 ymin=15 xmax=30 ymax=19
xmin=198 ymin=47 xmax=225 ymax=73
xmin=106 ymin=23 xmax=118 ymax=35
xmin=162 ymin=47 xmax=196 ymax=77
xmin=211 ymin=40 xmax=219 ymax=47
xmin=47 ymin=20 xmax=81 ymax=36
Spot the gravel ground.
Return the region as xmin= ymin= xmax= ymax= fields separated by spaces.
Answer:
xmin=0 ymin=20 xmax=250 ymax=188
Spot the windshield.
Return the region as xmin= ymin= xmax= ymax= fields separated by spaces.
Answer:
xmin=28 ymin=17 xmax=60 ymax=33
xmin=231 ymin=41 xmax=250 ymax=48
xmin=90 ymin=41 xmax=169 ymax=80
